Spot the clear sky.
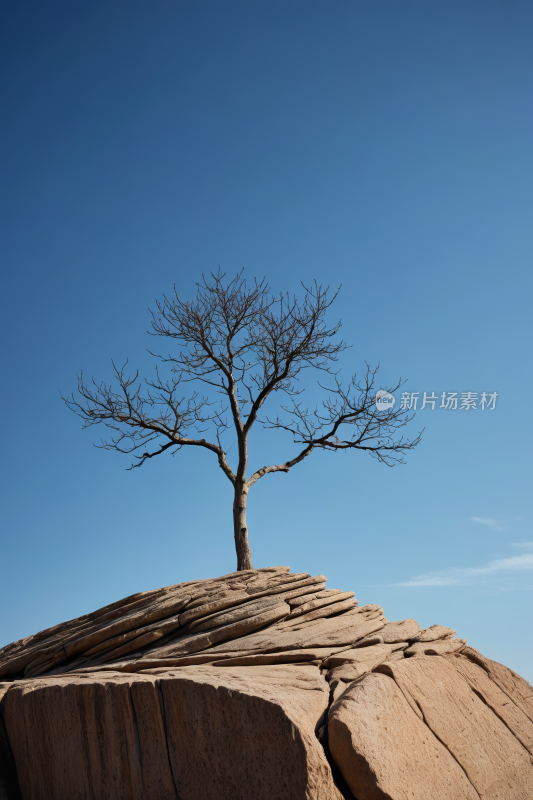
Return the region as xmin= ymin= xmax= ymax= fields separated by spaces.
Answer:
xmin=2 ymin=1 xmax=532 ymax=680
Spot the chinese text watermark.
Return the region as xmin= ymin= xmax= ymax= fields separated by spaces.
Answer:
xmin=375 ymin=391 xmax=498 ymax=411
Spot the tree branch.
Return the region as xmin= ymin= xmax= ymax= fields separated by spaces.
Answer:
xmin=246 ymin=444 xmax=315 ymax=487
xmin=64 ymin=273 xmax=422 ymax=515
xmin=61 ymin=361 xmax=236 ymax=484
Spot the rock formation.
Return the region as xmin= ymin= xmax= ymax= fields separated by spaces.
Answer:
xmin=0 ymin=567 xmax=532 ymax=799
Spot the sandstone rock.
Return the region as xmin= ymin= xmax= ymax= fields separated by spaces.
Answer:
xmin=282 ymin=604 xmax=383 ymax=634
xmin=149 ymin=601 xmax=290 ymax=658
xmin=405 ymin=638 xmax=466 ymax=657
xmin=5 ymin=672 xmax=178 ymax=799
xmin=289 ymin=591 xmax=320 ymax=607
xmin=186 ymin=594 xmax=284 ymax=632
xmin=3 ymin=566 xmax=533 ymax=800
xmin=324 ymin=643 xmax=395 ymax=669
xmin=179 ymin=574 xmax=323 ymax=627
xmin=0 ymin=586 xmax=167 ymax=660
xmin=0 ymin=571 xmax=372 ymax=683
xmin=329 ymin=670 xmax=479 ymax=800
xmin=376 ymin=618 xmax=420 ymax=643
xmin=450 ymin=651 xmax=533 ymax=754
xmin=205 ymin=609 xmax=385 ymax=655
xmin=62 ymin=602 xmax=197 ymax=667
xmin=287 ymin=591 xmax=353 ymax=619
xmin=0 ymin=692 xmax=20 ymax=800
xmin=209 ymin=647 xmax=347 ymax=667
xmin=4 ymin=665 xmax=343 ymax=800
xmin=4 ymin=589 xmax=197 ymax=680
xmin=376 ymin=656 xmax=533 ymax=797
xmin=246 ymin=571 xmax=311 ymax=594
xmin=176 ymin=570 xmax=299 ymax=616
xmin=329 ymin=678 xmax=350 ymax=703
xmin=71 ymin=651 xmax=263 ymax=673
xmin=342 ymin=604 xmax=383 ymax=618
xmin=327 ymin=663 xmax=369 ymax=683
xmin=353 ymin=635 xmax=384 ymax=648
xmin=325 ymin=641 xmax=410 ymax=685
xmin=276 ymin=598 xmax=358 ymax=629
xmin=412 ymin=624 xmax=456 ymax=642
xmin=276 ymin=581 xmax=327 ymax=602
xmin=459 ymin=646 xmax=533 ymax=722
xmin=289 ymin=588 xmax=341 ymax=607
xmin=183 ymin=588 xmax=247 ymax=613
xmin=382 ymin=650 xmax=405 ymax=663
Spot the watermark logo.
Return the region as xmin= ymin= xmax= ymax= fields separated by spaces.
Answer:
xmin=375 ymin=390 xmax=498 ymax=412
xmin=375 ymin=390 xmax=396 ymax=411
xmin=399 ymin=391 xmax=498 ymax=411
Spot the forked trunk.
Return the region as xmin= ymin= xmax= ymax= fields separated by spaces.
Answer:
xmin=233 ymin=481 xmax=253 ymax=571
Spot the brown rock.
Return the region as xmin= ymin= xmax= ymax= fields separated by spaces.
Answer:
xmin=178 ymin=574 xmax=323 ymax=627
xmin=0 ymin=571 xmax=335 ymax=682
xmin=159 ymin=664 xmax=344 ymax=800
xmin=276 ymin=581 xmax=327 ymax=602
xmin=329 ymin=678 xmax=350 ymax=703
xmin=5 ymin=671 xmax=177 ymax=799
xmin=206 ymin=609 xmax=386 ymax=655
xmin=183 ymin=588 xmax=246 ymax=613
xmin=187 ymin=595 xmax=285 ymax=632
xmin=179 ymin=589 xmax=253 ymax=622
xmin=287 ymin=591 xmax=353 ymax=619
xmin=0 ymin=588 xmax=180 ymax=679
xmin=450 ymin=651 xmax=533 ymax=754
xmin=327 ymin=663 xmax=369 ymax=683
xmin=276 ymin=598 xmax=358 ymax=629
xmin=18 ymin=591 xmax=194 ymax=679
xmin=65 ymin=601 xmax=200 ymax=666
xmin=0 ymin=586 xmax=169 ymax=663
xmin=382 ymin=650 xmax=405 ymax=663
xmin=4 ymin=665 xmax=343 ymax=800
xmin=289 ymin=591 xmax=320 ymax=607
xmin=328 ymin=670 xmax=479 ymax=800
xmin=149 ymin=601 xmax=290 ymax=658
xmin=325 ymin=642 xmax=401 ymax=685
xmin=353 ymin=635 xmax=384 ymax=648
xmin=245 ymin=571 xmax=311 ymax=594
xmin=288 ymin=588 xmax=338 ymax=608
xmin=460 ymin=646 xmax=533 ymax=722
xmin=341 ymin=604 xmax=383 ymax=618
xmin=211 ymin=647 xmax=349 ymax=667
xmin=376 ymin=618 xmax=420 ymax=643
xmin=405 ymin=638 xmax=466 ymax=657
xmin=71 ymin=650 xmax=274 ymax=673
xmin=412 ymin=624 xmax=456 ymax=642
xmin=376 ymin=656 xmax=533 ymax=797
xmin=324 ymin=643 xmax=395 ymax=669
xmin=6 ymin=565 xmax=533 ymax=800
xmin=283 ymin=604 xmax=383 ymax=634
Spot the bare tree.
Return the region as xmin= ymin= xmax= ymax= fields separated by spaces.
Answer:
xmin=64 ymin=271 xmax=422 ymax=570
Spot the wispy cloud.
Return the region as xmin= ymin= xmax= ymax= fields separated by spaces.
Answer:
xmin=470 ymin=517 xmax=504 ymax=531
xmin=395 ymin=549 xmax=533 ymax=587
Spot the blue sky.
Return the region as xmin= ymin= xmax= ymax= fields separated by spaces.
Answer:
xmin=2 ymin=1 xmax=532 ymax=680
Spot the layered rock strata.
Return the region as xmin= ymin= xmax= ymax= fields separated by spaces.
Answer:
xmin=0 ymin=567 xmax=532 ymax=800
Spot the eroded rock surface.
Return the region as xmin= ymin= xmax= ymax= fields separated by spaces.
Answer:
xmin=0 ymin=567 xmax=531 ymax=800
xmin=329 ymin=651 xmax=533 ymax=800
xmin=5 ymin=665 xmax=342 ymax=800
xmin=329 ymin=670 xmax=479 ymax=800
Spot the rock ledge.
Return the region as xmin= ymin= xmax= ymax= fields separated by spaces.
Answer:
xmin=1 ymin=567 xmax=532 ymax=799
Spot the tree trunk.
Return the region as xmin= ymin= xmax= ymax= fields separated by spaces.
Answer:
xmin=233 ymin=481 xmax=253 ymax=571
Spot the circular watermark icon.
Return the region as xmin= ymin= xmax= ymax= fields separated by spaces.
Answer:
xmin=375 ymin=390 xmax=396 ymax=411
